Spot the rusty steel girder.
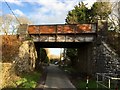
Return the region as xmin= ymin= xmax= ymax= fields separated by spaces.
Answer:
xmin=18 ymin=24 xmax=97 ymax=42
xmin=28 ymin=24 xmax=97 ymax=34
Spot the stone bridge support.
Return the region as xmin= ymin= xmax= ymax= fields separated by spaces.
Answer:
xmin=15 ymin=41 xmax=37 ymax=73
xmin=77 ymin=43 xmax=94 ymax=75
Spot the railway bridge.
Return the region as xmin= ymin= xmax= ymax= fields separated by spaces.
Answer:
xmin=18 ymin=23 xmax=97 ymax=74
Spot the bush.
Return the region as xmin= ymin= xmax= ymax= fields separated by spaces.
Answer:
xmin=2 ymin=35 xmax=21 ymax=62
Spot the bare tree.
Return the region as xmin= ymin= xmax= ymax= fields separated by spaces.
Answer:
xmin=108 ymin=1 xmax=120 ymax=32
xmin=0 ymin=14 xmax=32 ymax=35
xmin=18 ymin=16 xmax=32 ymax=25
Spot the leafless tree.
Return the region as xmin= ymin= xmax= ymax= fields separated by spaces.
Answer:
xmin=0 ymin=14 xmax=32 ymax=35
xmin=108 ymin=1 xmax=120 ymax=32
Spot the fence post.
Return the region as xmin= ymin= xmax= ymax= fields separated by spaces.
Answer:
xmin=86 ymin=76 xmax=89 ymax=89
xmin=102 ymin=73 xmax=105 ymax=81
xmin=108 ymin=79 xmax=111 ymax=89
xmin=97 ymin=74 xmax=98 ymax=88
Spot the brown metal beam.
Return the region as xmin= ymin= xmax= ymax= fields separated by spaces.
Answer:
xmin=28 ymin=24 xmax=97 ymax=34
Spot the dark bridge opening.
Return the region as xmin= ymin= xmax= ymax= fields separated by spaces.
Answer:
xmin=34 ymin=41 xmax=94 ymax=75
xmin=34 ymin=42 xmax=92 ymax=48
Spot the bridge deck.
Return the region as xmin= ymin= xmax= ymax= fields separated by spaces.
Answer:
xmin=28 ymin=24 xmax=96 ymax=34
xmin=18 ymin=24 xmax=97 ymax=42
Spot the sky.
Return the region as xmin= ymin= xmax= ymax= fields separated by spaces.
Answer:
xmin=48 ymin=48 xmax=64 ymax=56
xmin=1 ymin=0 xmax=96 ymax=24
xmin=0 ymin=0 xmax=96 ymax=55
xmin=1 ymin=0 xmax=119 ymax=55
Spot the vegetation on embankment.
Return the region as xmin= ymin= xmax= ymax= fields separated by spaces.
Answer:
xmin=1 ymin=35 xmax=21 ymax=88
xmin=2 ymin=71 xmax=41 ymax=90
xmin=2 ymin=35 xmax=21 ymax=62
xmin=61 ymin=65 xmax=120 ymax=89
xmin=1 ymin=35 xmax=44 ymax=89
xmin=15 ymin=71 xmax=41 ymax=88
xmin=74 ymin=79 xmax=120 ymax=89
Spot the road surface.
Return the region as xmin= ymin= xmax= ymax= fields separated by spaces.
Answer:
xmin=44 ymin=64 xmax=76 ymax=90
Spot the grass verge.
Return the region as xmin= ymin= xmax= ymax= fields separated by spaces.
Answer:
xmin=61 ymin=66 xmax=120 ymax=90
xmin=15 ymin=71 xmax=41 ymax=89
xmin=2 ymin=71 xmax=41 ymax=90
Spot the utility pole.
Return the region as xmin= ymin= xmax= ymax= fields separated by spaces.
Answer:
xmin=63 ymin=48 xmax=65 ymax=60
xmin=60 ymin=48 xmax=61 ymax=61
xmin=59 ymin=48 xmax=62 ymax=64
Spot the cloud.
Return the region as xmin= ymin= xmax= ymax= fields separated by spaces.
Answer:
xmin=1 ymin=0 xmax=23 ymax=6
xmin=29 ymin=0 xmax=96 ymax=24
xmin=28 ymin=0 xmax=84 ymax=24
xmin=13 ymin=9 xmax=25 ymax=16
xmin=1 ymin=0 xmax=97 ymax=24
xmin=83 ymin=0 xmax=96 ymax=9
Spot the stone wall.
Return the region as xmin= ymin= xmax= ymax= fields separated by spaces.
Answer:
xmin=95 ymin=41 xmax=120 ymax=73
xmin=95 ymin=20 xmax=120 ymax=74
xmin=15 ymin=40 xmax=37 ymax=73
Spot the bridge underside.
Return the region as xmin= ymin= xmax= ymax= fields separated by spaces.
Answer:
xmin=34 ymin=42 xmax=92 ymax=48
xmin=30 ymin=33 xmax=96 ymax=43
xmin=34 ymin=42 xmax=94 ymax=75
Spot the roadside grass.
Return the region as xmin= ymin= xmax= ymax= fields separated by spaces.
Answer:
xmin=15 ymin=71 xmax=41 ymax=89
xmin=61 ymin=66 xmax=78 ymax=74
xmin=2 ymin=71 xmax=41 ymax=90
xmin=61 ymin=66 xmax=120 ymax=90
xmin=75 ymin=80 xmax=102 ymax=89
xmin=75 ymin=80 xmax=120 ymax=90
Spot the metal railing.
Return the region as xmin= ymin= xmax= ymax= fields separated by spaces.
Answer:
xmin=96 ymin=73 xmax=120 ymax=89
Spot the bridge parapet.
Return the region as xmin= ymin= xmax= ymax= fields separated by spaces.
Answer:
xmin=17 ymin=24 xmax=29 ymax=41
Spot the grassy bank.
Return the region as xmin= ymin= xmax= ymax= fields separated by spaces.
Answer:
xmin=15 ymin=71 xmax=41 ymax=89
xmin=75 ymin=80 xmax=120 ymax=90
xmin=2 ymin=71 xmax=41 ymax=90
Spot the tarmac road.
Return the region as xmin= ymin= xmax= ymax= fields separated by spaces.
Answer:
xmin=44 ymin=64 xmax=76 ymax=90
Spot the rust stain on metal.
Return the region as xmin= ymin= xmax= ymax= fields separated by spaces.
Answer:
xmin=28 ymin=24 xmax=93 ymax=34
xmin=77 ymin=24 xmax=92 ymax=32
